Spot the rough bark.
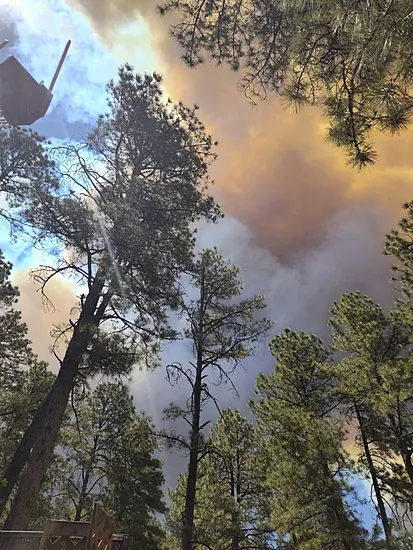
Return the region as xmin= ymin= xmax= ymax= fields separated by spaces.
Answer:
xmin=0 ymin=392 xmax=51 ymax=516
xmin=3 ymin=357 xmax=78 ymax=529
xmin=230 ymin=512 xmax=239 ymax=550
xmin=2 ymin=275 xmax=106 ymax=530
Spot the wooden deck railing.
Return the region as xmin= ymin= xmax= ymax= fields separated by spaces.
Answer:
xmin=0 ymin=531 xmax=132 ymax=550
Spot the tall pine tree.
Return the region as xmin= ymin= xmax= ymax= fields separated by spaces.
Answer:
xmin=329 ymin=291 xmax=413 ymax=536
xmin=1 ymin=65 xmax=220 ymax=529
xmin=251 ymin=329 xmax=368 ymax=549
xmin=166 ymin=409 xmax=271 ymax=550
xmin=163 ymin=248 xmax=272 ymax=550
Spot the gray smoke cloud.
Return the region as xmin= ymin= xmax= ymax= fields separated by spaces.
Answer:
xmin=133 ymin=203 xmax=397 ymax=489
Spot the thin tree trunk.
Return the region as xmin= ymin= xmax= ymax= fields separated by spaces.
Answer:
xmin=182 ymin=366 xmax=202 ymax=550
xmin=355 ymin=404 xmax=392 ymax=542
xmin=74 ymin=469 xmax=91 ymax=522
xmin=74 ymin=433 xmax=99 ymax=522
xmin=2 ymin=275 xmax=107 ymax=530
xmin=231 ymin=447 xmax=240 ymax=550
xmin=182 ymin=276 xmax=205 ymax=550
xmin=387 ymin=412 xmax=413 ymax=486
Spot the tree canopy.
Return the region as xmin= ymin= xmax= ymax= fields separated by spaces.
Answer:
xmin=160 ymin=0 xmax=413 ymax=167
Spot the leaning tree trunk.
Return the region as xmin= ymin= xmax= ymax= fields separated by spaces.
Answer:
xmin=0 ymin=392 xmax=51 ymax=517
xmin=3 ymin=354 xmax=78 ymax=529
xmin=2 ymin=275 xmax=107 ymax=530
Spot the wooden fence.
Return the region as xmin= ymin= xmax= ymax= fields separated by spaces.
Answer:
xmin=0 ymin=531 xmax=133 ymax=550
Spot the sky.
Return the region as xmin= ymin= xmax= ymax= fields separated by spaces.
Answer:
xmin=1 ymin=0 xmax=412 ymax=528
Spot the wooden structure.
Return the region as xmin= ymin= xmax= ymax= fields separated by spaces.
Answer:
xmin=37 ymin=503 xmax=113 ymax=550
xmin=0 ymin=532 xmax=130 ymax=550
xmin=0 ymin=504 xmax=132 ymax=550
xmin=0 ymin=39 xmax=71 ymax=126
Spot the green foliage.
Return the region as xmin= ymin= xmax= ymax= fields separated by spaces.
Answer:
xmin=24 ymin=65 xmax=223 ymax=373
xmin=251 ymin=329 xmax=368 ymax=549
xmin=104 ymin=421 xmax=166 ymax=550
xmin=163 ymin=248 xmax=272 ymax=550
xmin=163 ymin=247 xmax=272 ymax=445
xmin=1 ymin=64 xmax=222 ymax=528
xmin=329 ymin=292 xmax=413 ymax=534
xmin=167 ymin=409 xmax=272 ymax=550
xmin=0 ymin=126 xmax=58 ymax=228
xmin=160 ymin=0 xmax=413 ymax=166
xmin=38 ymin=382 xmax=166 ymax=550
xmin=0 ymin=251 xmax=55 ymax=522
xmin=385 ymin=201 xmax=413 ymax=297
xmin=0 ymin=250 xmax=54 ymax=465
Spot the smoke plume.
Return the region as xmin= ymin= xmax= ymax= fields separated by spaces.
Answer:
xmin=1 ymin=0 xmax=412 ymax=496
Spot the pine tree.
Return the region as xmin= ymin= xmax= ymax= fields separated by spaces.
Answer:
xmin=251 ymin=329 xmax=368 ymax=549
xmin=167 ymin=409 xmax=272 ymax=550
xmin=160 ymin=0 xmax=413 ymax=167
xmin=0 ymin=125 xmax=57 ymax=228
xmin=1 ymin=65 xmax=220 ymax=529
xmin=329 ymin=291 xmax=413 ymax=536
xmin=0 ymin=251 xmax=55 ymax=524
xmin=104 ymin=419 xmax=166 ymax=550
xmin=31 ymin=382 xmax=166 ymax=550
xmin=162 ymin=248 xmax=272 ymax=550
xmin=385 ymin=200 xmax=413 ymax=298
xmin=57 ymin=382 xmax=137 ymax=522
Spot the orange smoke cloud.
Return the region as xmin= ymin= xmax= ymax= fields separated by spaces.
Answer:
xmin=68 ymin=0 xmax=413 ymax=263
xmin=12 ymin=269 xmax=78 ymax=371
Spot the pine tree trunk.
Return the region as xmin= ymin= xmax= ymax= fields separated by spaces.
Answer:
xmin=182 ymin=370 xmax=201 ymax=550
xmin=182 ymin=444 xmax=199 ymax=550
xmin=386 ymin=412 xmax=413 ymax=485
xmin=231 ymin=447 xmax=240 ymax=550
xmin=0 ymin=393 xmax=50 ymax=516
xmin=3 ymin=358 xmax=78 ymax=529
xmin=2 ymin=275 xmax=106 ymax=529
xmin=182 ymin=283 xmax=204 ymax=550
xmin=74 ymin=469 xmax=91 ymax=522
xmin=355 ymin=404 xmax=392 ymax=542
xmin=231 ymin=512 xmax=239 ymax=550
